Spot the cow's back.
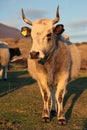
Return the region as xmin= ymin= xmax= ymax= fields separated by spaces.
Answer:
xmin=69 ymin=44 xmax=81 ymax=79
xmin=0 ymin=43 xmax=10 ymax=66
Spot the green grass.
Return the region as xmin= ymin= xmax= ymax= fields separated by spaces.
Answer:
xmin=0 ymin=64 xmax=87 ymax=130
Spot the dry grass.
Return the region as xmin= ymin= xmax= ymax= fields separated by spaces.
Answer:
xmin=76 ymin=43 xmax=87 ymax=70
xmin=0 ymin=38 xmax=32 ymax=58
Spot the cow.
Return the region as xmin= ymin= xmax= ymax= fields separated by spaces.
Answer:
xmin=21 ymin=6 xmax=81 ymax=125
xmin=9 ymin=47 xmax=21 ymax=61
xmin=0 ymin=42 xmax=10 ymax=80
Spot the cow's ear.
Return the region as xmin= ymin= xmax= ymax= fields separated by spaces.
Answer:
xmin=21 ymin=26 xmax=31 ymax=37
xmin=54 ymin=24 xmax=65 ymax=35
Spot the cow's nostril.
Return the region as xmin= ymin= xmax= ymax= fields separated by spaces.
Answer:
xmin=30 ymin=51 xmax=39 ymax=59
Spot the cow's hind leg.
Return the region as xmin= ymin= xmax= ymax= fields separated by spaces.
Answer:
xmin=0 ymin=68 xmax=3 ymax=80
xmin=38 ymin=80 xmax=51 ymax=122
xmin=55 ymin=73 xmax=68 ymax=125
xmin=3 ymin=66 xmax=7 ymax=80
xmin=50 ymin=88 xmax=57 ymax=117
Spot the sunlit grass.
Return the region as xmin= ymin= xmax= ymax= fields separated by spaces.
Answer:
xmin=0 ymin=63 xmax=87 ymax=130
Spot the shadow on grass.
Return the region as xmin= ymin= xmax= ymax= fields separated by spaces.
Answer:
xmin=0 ymin=71 xmax=36 ymax=97
xmin=83 ymin=119 xmax=87 ymax=130
xmin=64 ymin=77 xmax=87 ymax=121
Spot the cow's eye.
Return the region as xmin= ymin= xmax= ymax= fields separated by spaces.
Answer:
xmin=47 ymin=33 xmax=52 ymax=41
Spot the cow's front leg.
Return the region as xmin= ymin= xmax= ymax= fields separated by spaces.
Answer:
xmin=55 ymin=74 xmax=68 ymax=125
xmin=0 ymin=67 xmax=3 ymax=80
xmin=38 ymin=81 xmax=50 ymax=122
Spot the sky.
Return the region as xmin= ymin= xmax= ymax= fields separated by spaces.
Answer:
xmin=0 ymin=0 xmax=87 ymax=43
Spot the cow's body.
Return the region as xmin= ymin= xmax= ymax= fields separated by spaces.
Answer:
xmin=28 ymin=37 xmax=80 ymax=124
xmin=21 ymin=7 xmax=81 ymax=124
xmin=9 ymin=47 xmax=21 ymax=61
xmin=0 ymin=42 xmax=10 ymax=80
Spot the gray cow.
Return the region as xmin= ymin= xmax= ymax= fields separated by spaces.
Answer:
xmin=0 ymin=42 xmax=10 ymax=80
xmin=21 ymin=7 xmax=81 ymax=125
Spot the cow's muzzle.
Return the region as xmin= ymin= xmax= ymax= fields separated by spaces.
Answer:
xmin=30 ymin=51 xmax=39 ymax=59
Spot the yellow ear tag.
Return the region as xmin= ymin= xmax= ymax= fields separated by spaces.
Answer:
xmin=21 ymin=30 xmax=27 ymax=36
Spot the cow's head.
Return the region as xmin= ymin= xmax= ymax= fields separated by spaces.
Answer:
xmin=21 ymin=7 xmax=64 ymax=61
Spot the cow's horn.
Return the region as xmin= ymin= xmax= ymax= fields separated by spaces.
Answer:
xmin=22 ymin=8 xmax=32 ymax=25
xmin=53 ymin=6 xmax=60 ymax=24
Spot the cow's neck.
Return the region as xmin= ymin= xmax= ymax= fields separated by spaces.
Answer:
xmin=38 ymin=36 xmax=59 ymax=65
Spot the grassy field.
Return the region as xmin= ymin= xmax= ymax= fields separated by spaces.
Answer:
xmin=0 ymin=63 xmax=87 ymax=130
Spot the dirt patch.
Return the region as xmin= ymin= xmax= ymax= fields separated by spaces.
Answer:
xmin=0 ymin=119 xmax=22 ymax=130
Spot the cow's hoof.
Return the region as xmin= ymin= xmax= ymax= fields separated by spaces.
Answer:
xmin=58 ymin=119 xmax=67 ymax=125
xmin=4 ymin=78 xmax=7 ymax=81
xmin=42 ymin=117 xmax=50 ymax=123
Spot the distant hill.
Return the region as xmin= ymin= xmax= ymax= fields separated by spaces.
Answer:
xmin=0 ymin=23 xmax=23 ymax=38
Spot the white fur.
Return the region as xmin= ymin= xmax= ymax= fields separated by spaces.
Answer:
xmin=0 ymin=42 xmax=10 ymax=80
